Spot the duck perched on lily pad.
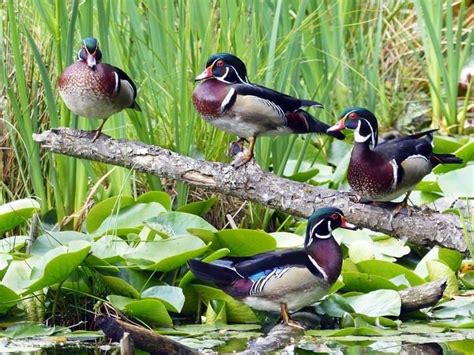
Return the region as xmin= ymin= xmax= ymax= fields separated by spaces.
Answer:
xmin=188 ymin=207 xmax=357 ymax=328
xmin=59 ymin=37 xmax=140 ymax=141
xmin=192 ymin=53 xmax=345 ymax=167
xmin=328 ymin=107 xmax=463 ymax=211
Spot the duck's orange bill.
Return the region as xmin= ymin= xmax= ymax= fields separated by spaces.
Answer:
xmin=341 ymin=217 xmax=357 ymax=230
xmin=327 ymin=118 xmax=346 ymax=132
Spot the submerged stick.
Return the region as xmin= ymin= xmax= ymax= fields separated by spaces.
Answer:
xmin=33 ymin=128 xmax=468 ymax=252
xmin=95 ymin=316 xmax=195 ymax=354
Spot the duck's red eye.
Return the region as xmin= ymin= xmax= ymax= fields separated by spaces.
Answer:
xmin=330 ymin=213 xmax=338 ymax=220
xmin=349 ymin=112 xmax=358 ymax=119
xmin=216 ymin=60 xmax=224 ymax=67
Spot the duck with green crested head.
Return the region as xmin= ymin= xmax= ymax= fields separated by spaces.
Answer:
xmin=328 ymin=107 xmax=463 ymax=210
xmin=192 ymin=53 xmax=345 ymax=167
xmin=188 ymin=207 xmax=357 ymax=328
xmin=58 ymin=37 xmax=141 ymax=141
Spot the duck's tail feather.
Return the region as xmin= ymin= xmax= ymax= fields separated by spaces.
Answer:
xmin=188 ymin=259 xmax=242 ymax=286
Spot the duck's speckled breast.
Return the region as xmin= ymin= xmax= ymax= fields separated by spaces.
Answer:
xmin=192 ymin=79 xmax=230 ymax=119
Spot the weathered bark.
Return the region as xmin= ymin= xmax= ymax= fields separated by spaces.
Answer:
xmin=95 ymin=316 xmax=195 ymax=355
xmin=33 ymin=128 xmax=468 ymax=252
xmin=399 ymin=279 xmax=447 ymax=313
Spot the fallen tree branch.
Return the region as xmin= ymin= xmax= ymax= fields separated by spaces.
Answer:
xmin=33 ymin=128 xmax=468 ymax=252
xmin=399 ymin=279 xmax=447 ymax=313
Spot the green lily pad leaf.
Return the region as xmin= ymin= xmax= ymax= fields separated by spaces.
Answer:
xmin=431 ymin=316 xmax=474 ymax=329
xmin=415 ymin=180 xmax=443 ymax=193
xmin=84 ymin=254 xmax=120 ymax=274
xmin=342 ymin=271 xmax=399 ymax=292
xmin=0 ymin=236 xmax=28 ymax=253
xmin=125 ymin=235 xmax=209 ymax=271
xmin=145 ymin=212 xmax=217 ymax=238
xmin=348 ymin=240 xmax=375 ymax=263
xmin=187 ymin=228 xmax=217 ymax=245
xmin=99 ymin=275 xmax=140 ymax=299
xmin=215 ymin=229 xmax=276 ymax=257
xmin=285 ymin=168 xmax=319 ymax=182
xmin=0 ymin=254 xmax=13 ymax=271
xmin=0 ymin=284 xmax=20 ymax=314
xmin=177 ymin=196 xmax=219 ymax=216
xmin=356 ymin=260 xmax=425 ymax=287
xmin=314 ymin=293 xmax=355 ymax=317
xmin=433 ymin=135 xmax=463 ymax=154
xmin=157 ymin=323 xmax=261 ymax=336
xmin=438 ymin=165 xmax=474 ymax=198
xmin=179 ymin=248 xmax=230 ymax=288
xmin=85 ymin=195 xmax=135 ymax=233
xmin=461 ymin=271 xmax=474 ymax=289
xmin=31 ymin=231 xmax=91 ymax=255
xmin=1 ymin=259 xmax=33 ymax=292
xmin=205 ymin=299 xmax=227 ymax=324
xmin=0 ymin=199 xmax=40 ymax=234
xmin=1 ymin=323 xmax=65 ymax=338
xmin=66 ymin=330 xmax=105 ymax=340
xmin=26 ymin=240 xmax=91 ymax=294
xmin=345 ymin=289 xmax=401 ymax=317
xmin=431 ymin=297 xmax=474 ymax=319
xmin=352 ymin=313 xmax=400 ymax=328
xmin=107 ymin=295 xmax=172 ymax=327
xmin=91 ymin=235 xmax=131 ymax=263
xmin=136 ymin=191 xmax=171 ymax=211
xmin=93 ymin=202 xmax=167 ymax=237
xmin=329 ymin=326 xmax=385 ymax=336
xmin=415 ymin=247 xmax=463 ymax=278
xmin=193 ymin=284 xmax=258 ymax=323
xmin=427 ymin=260 xmax=458 ymax=297
xmin=270 ymin=232 xmax=303 ymax=249
xmin=141 ymin=285 xmax=185 ymax=313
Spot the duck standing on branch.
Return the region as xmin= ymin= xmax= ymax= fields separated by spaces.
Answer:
xmin=59 ymin=37 xmax=141 ymax=141
xmin=188 ymin=207 xmax=357 ymax=328
xmin=328 ymin=107 xmax=463 ymax=213
xmin=192 ymin=53 xmax=345 ymax=167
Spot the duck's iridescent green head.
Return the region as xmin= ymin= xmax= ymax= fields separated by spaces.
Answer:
xmin=195 ymin=53 xmax=250 ymax=84
xmin=78 ymin=37 xmax=102 ymax=69
xmin=305 ymin=207 xmax=357 ymax=246
xmin=328 ymin=107 xmax=379 ymax=148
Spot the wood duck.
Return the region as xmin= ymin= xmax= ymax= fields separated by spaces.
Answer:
xmin=188 ymin=207 xmax=356 ymax=328
xmin=328 ymin=107 xmax=463 ymax=208
xmin=59 ymin=37 xmax=140 ymax=141
xmin=192 ymin=53 xmax=345 ymax=166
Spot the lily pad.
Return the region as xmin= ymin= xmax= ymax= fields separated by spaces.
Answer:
xmin=91 ymin=235 xmax=131 ymax=263
xmin=125 ymin=235 xmax=209 ymax=271
xmin=98 ymin=275 xmax=141 ymax=299
xmin=438 ymin=165 xmax=474 ymax=198
xmin=93 ymin=202 xmax=167 ymax=237
xmin=415 ymin=247 xmax=463 ymax=278
xmin=342 ymin=271 xmax=399 ymax=292
xmin=270 ymin=232 xmax=303 ymax=248
xmin=177 ymin=196 xmax=218 ymax=216
xmin=107 ymin=295 xmax=172 ymax=327
xmin=85 ymin=195 xmax=135 ymax=233
xmin=141 ymin=285 xmax=185 ymax=313
xmin=193 ymin=284 xmax=258 ymax=323
xmin=427 ymin=260 xmax=459 ymax=297
xmin=345 ymin=289 xmax=401 ymax=317
xmin=356 ymin=260 xmax=425 ymax=287
xmin=145 ymin=212 xmax=217 ymax=237
xmin=26 ymin=240 xmax=91 ymax=294
xmin=31 ymin=231 xmax=91 ymax=255
xmin=431 ymin=316 xmax=474 ymax=329
xmin=0 ymin=284 xmax=20 ymax=314
xmin=136 ymin=191 xmax=171 ymax=211
xmin=215 ymin=229 xmax=276 ymax=256
xmin=431 ymin=297 xmax=474 ymax=319
xmin=0 ymin=199 xmax=40 ymax=234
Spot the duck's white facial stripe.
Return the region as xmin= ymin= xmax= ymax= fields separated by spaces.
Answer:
xmin=230 ymin=65 xmax=250 ymax=84
xmin=354 ymin=119 xmax=377 ymax=147
xmin=308 ymin=255 xmax=328 ymax=281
